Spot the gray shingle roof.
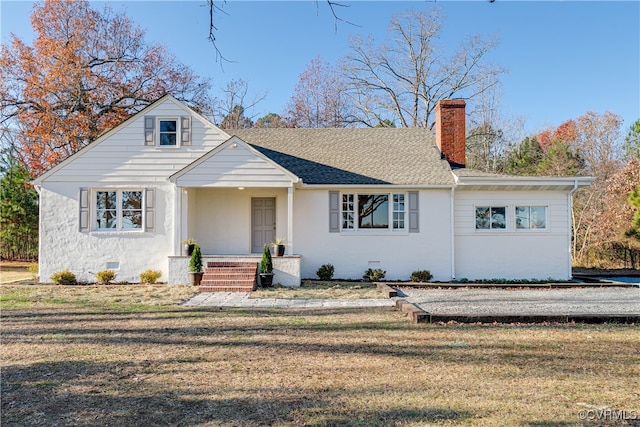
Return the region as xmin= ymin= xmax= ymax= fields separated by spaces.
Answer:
xmin=230 ymin=128 xmax=455 ymax=186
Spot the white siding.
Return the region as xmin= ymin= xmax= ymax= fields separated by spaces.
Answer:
xmin=292 ymin=188 xmax=453 ymax=281
xmin=174 ymin=144 xmax=294 ymax=188
xmin=41 ymin=99 xmax=229 ymax=183
xmin=38 ymin=182 xmax=175 ymax=283
xmin=454 ymin=190 xmax=571 ymax=280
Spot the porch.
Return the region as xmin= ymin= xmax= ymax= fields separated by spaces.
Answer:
xmin=168 ymin=254 xmax=301 ymax=287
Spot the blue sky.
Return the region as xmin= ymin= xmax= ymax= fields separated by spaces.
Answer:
xmin=2 ymin=0 xmax=639 ymax=135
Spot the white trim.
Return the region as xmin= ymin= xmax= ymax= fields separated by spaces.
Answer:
xmin=93 ymin=188 xmax=145 ymax=232
xmin=156 ymin=117 xmax=181 ymax=148
xmin=339 ymin=191 xmax=408 ymax=233
xmin=287 ymin=187 xmax=294 ymax=255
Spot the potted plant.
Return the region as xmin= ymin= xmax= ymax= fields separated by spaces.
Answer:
xmin=183 ymin=238 xmax=197 ymax=256
xmin=271 ymin=237 xmax=286 ymax=257
xmin=259 ymin=244 xmax=274 ymax=287
xmin=189 ymin=243 xmax=204 ymax=286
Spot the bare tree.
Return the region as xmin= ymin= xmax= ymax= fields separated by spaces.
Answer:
xmin=342 ymin=8 xmax=504 ymax=129
xmin=287 ymin=56 xmax=353 ymax=128
xmin=213 ymin=79 xmax=266 ymax=129
xmin=466 ymin=83 xmax=525 ymax=173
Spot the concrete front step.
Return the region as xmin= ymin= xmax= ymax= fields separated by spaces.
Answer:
xmin=200 ymin=261 xmax=258 ymax=292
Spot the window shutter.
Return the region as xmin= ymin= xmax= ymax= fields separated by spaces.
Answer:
xmin=79 ymin=188 xmax=90 ymax=232
xmin=144 ymin=116 xmax=155 ymax=146
xmin=145 ymin=188 xmax=155 ymax=232
xmin=329 ymin=191 xmax=340 ymax=233
xmin=408 ymin=191 xmax=419 ymax=233
xmin=181 ymin=116 xmax=191 ymax=145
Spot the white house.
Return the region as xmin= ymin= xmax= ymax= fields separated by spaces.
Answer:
xmin=33 ymin=95 xmax=592 ymax=288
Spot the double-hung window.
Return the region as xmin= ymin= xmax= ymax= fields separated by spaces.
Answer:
xmin=95 ymin=190 xmax=143 ymax=231
xmin=158 ymin=119 xmax=178 ymax=146
xmin=341 ymin=193 xmax=406 ymax=231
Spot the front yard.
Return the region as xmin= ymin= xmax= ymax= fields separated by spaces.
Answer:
xmin=1 ymin=285 xmax=638 ymax=426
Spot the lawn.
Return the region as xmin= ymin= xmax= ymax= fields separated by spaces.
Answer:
xmin=1 ymin=285 xmax=638 ymax=427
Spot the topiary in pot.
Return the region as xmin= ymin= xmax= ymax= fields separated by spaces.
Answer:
xmin=189 ymin=244 xmax=203 ymax=286
xmin=259 ymin=244 xmax=274 ymax=287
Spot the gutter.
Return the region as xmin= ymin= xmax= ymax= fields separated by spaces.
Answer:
xmin=567 ymin=179 xmax=579 ymax=280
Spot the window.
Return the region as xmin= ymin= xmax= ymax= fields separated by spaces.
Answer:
xmin=95 ymin=190 xmax=143 ymax=231
xmin=158 ymin=119 xmax=178 ymax=146
xmin=393 ymin=194 xmax=405 ymax=229
xmin=475 ymin=206 xmax=506 ymax=230
xmin=516 ymin=206 xmax=547 ymax=229
xmin=340 ymin=193 xmax=406 ymax=231
xmin=358 ymin=194 xmax=389 ymax=229
xmin=342 ymin=194 xmax=354 ymax=230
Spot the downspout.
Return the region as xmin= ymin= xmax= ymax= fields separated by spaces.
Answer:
xmin=34 ymin=184 xmax=42 ymax=279
xmin=567 ymin=179 xmax=579 ymax=280
xmin=450 ymin=185 xmax=456 ymax=281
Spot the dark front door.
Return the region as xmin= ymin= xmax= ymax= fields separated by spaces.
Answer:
xmin=251 ymin=198 xmax=275 ymax=253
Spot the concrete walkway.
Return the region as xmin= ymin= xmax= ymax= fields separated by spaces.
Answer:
xmin=184 ymin=291 xmax=395 ymax=308
xmin=183 ymin=287 xmax=640 ymax=321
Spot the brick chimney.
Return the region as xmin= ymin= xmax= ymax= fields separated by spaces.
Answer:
xmin=435 ymin=99 xmax=466 ymax=168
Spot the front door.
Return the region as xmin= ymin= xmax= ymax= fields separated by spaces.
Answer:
xmin=251 ymin=198 xmax=275 ymax=253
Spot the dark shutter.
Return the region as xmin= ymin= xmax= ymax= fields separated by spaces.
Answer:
xmin=145 ymin=188 xmax=155 ymax=232
xmin=329 ymin=191 xmax=340 ymax=233
xmin=144 ymin=116 xmax=155 ymax=146
xmin=408 ymin=191 xmax=419 ymax=233
xmin=181 ymin=116 xmax=191 ymax=145
xmin=79 ymin=188 xmax=90 ymax=232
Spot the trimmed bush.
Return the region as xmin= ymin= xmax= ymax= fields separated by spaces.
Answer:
xmin=260 ymin=244 xmax=273 ymax=274
xmin=316 ymin=264 xmax=335 ymax=280
xmin=140 ymin=269 xmax=162 ymax=284
xmin=50 ymin=270 xmax=77 ymax=285
xmin=96 ymin=269 xmax=117 ymax=285
xmin=410 ymin=270 xmax=433 ymax=282
xmin=189 ymin=244 xmax=202 ymax=272
xmin=363 ymin=268 xmax=386 ymax=282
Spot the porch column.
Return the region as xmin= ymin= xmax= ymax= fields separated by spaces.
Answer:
xmin=287 ymin=186 xmax=294 ymax=255
xmin=173 ymin=186 xmax=182 ymax=255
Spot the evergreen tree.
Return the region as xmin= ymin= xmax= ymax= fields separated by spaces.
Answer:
xmin=0 ymin=160 xmax=38 ymax=260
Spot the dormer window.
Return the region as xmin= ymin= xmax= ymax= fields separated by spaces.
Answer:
xmin=159 ymin=119 xmax=178 ymax=146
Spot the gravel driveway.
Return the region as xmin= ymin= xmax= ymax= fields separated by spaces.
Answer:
xmin=400 ymin=287 xmax=640 ymax=316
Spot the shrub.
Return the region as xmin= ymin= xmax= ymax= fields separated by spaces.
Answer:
xmin=189 ymin=244 xmax=203 ymax=272
xmin=363 ymin=268 xmax=386 ymax=282
xmin=28 ymin=262 xmax=39 ymax=278
xmin=410 ymin=270 xmax=433 ymax=282
xmin=140 ymin=269 xmax=162 ymax=284
xmin=260 ymin=244 xmax=273 ymax=274
xmin=50 ymin=270 xmax=77 ymax=285
xmin=316 ymin=264 xmax=335 ymax=280
xmin=96 ymin=269 xmax=117 ymax=285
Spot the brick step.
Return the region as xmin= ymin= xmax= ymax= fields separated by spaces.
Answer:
xmin=200 ymin=261 xmax=258 ymax=292
xmin=207 ymin=261 xmax=258 ymax=269
xmin=204 ymin=268 xmax=257 ymax=274
xmin=201 ymin=279 xmax=256 ymax=286
xmin=199 ymin=285 xmax=255 ymax=292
